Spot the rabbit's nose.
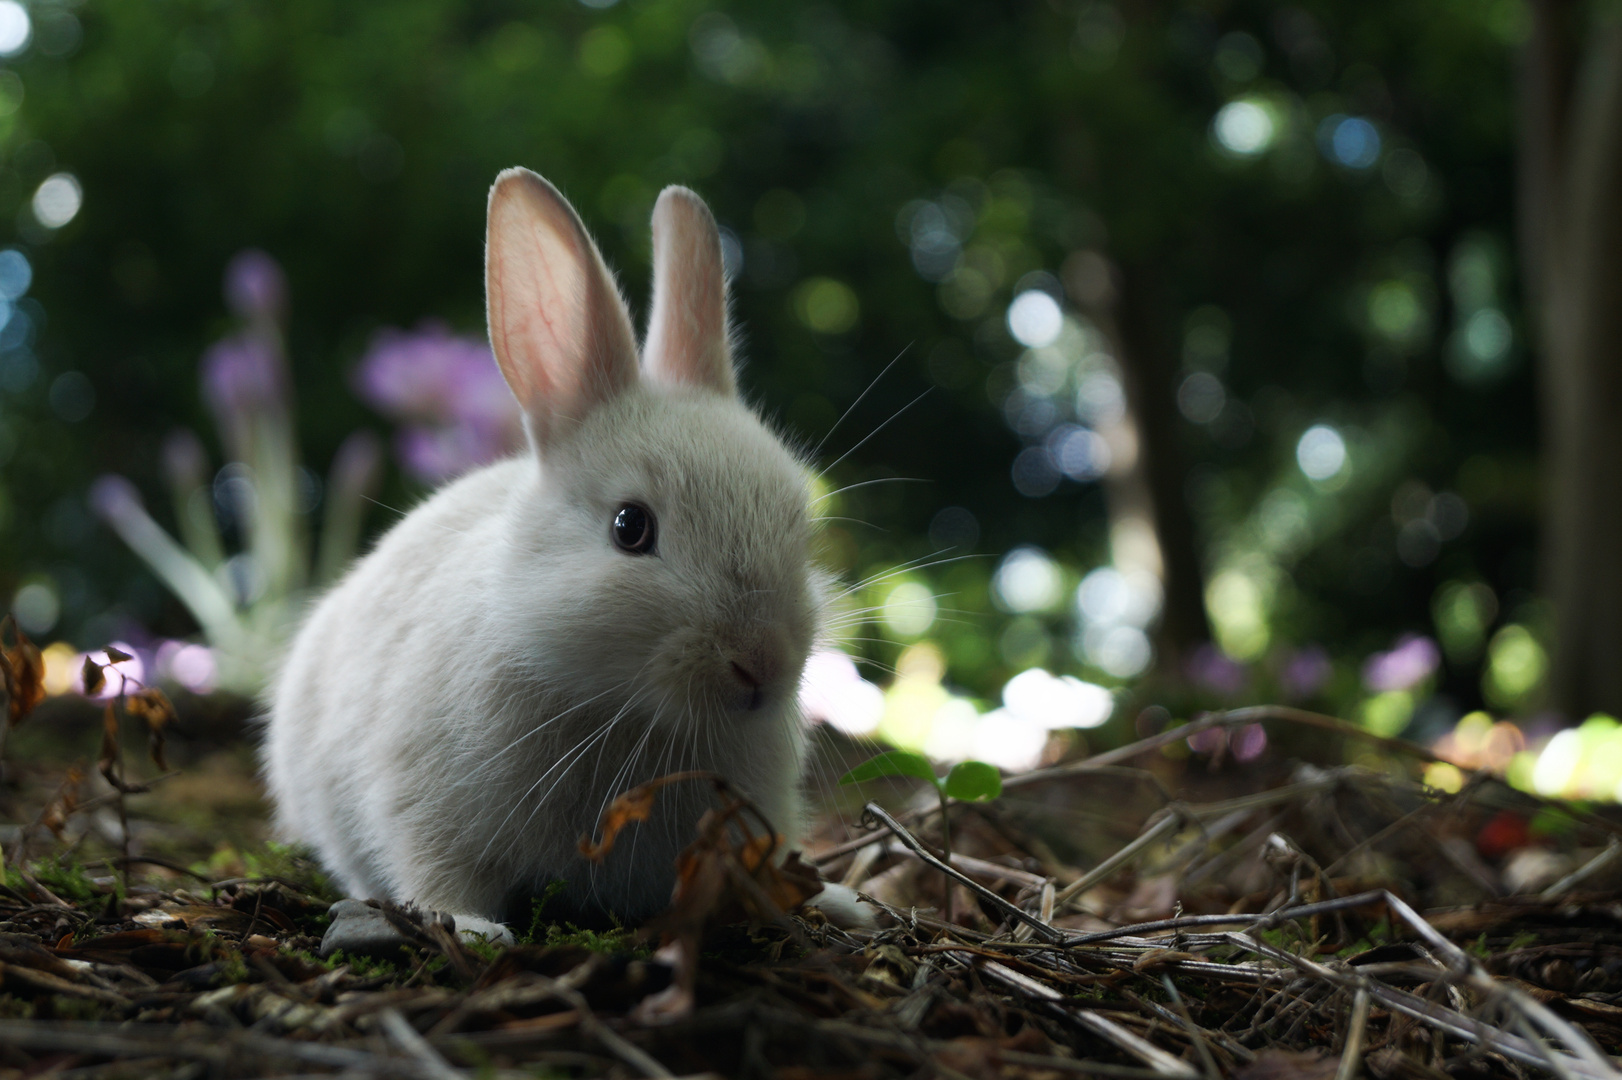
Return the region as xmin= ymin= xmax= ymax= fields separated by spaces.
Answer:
xmin=728 ymin=660 xmax=766 ymax=712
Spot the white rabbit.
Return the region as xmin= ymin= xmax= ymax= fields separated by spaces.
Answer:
xmin=263 ymin=168 xmax=868 ymax=939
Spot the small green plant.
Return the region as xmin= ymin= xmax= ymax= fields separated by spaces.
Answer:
xmin=541 ymin=923 xmax=646 ymax=955
xmin=839 ymin=749 xmax=1002 ymax=921
xmin=10 ymin=856 xmax=99 ymax=903
xmin=327 ymin=949 xmax=412 ymax=978
xmin=520 ymin=881 xmax=569 ymax=945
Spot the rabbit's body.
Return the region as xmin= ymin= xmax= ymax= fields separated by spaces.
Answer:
xmin=264 ymin=170 xmax=829 ymax=930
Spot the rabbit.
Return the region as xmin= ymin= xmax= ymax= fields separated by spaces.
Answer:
xmin=262 ymin=168 xmax=872 ymax=942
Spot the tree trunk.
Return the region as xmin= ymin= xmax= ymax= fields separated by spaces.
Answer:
xmin=1112 ymin=263 xmax=1212 ymax=658
xmin=1069 ymin=256 xmax=1211 ymax=661
xmin=1521 ymin=3 xmax=1622 ymax=719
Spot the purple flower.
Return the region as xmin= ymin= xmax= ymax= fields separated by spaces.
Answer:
xmin=330 ymin=429 xmax=384 ymax=492
xmin=1280 ymin=645 xmax=1332 ymax=699
xmin=1231 ymin=723 xmax=1268 ymax=762
xmin=202 ymin=332 xmax=287 ymax=425
xmin=1186 ymin=643 xmax=1248 ymax=697
xmin=224 ymin=249 xmax=288 ymax=321
xmin=353 ymin=322 xmax=522 ymax=483
xmin=1362 ymin=634 xmax=1441 ymax=693
xmin=88 ymin=474 xmax=144 ymax=524
xmin=162 ymin=429 xmax=209 ymax=489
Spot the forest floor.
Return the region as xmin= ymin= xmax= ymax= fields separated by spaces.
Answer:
xmin=1 ymin=662 xmax=1621 ymax=1078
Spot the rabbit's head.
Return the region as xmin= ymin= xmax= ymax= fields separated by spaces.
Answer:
xmin=483 ymin=169 xmax=821 ymax=734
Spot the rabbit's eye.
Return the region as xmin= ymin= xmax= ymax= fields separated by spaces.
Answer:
xmin=611 ymin=503 xmax=657 ymax=555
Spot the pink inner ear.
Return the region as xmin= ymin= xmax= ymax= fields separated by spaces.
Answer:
xmin=485 ymin=168 xmax=638 ymax=442
xmin=645 ymin=186 xmax=735 ymax=396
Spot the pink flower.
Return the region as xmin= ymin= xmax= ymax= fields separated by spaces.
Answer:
xmin=1362 ymin=634 xmax=1441 ymax=693
xmin=224 ymin=249 xmax=287 ymax=321
xmin=353 ymin=322 xmax=523 ymax=483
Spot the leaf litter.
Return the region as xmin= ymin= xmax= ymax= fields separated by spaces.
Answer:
xmin=0 ymin=636 xmax=1620 ymax=1078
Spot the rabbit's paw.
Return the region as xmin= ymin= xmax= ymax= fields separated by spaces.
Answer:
xmin=318 ymin=898 xmax=514 ymax=957
xmin=451 ymin=914 xmax=515 ymax=947
xmin=804 ymin=882 xmax=880 ymax=930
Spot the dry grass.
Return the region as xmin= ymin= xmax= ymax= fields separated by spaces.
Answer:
xmin=2 ymin=623 xmax=1621 ymax=1079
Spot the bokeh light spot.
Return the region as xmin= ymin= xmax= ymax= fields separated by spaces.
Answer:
xmin=1296 ymin=424 xmax=1347 ymax=481
xmin=1177 ymin=372 xmax=1226 ymax=424
xmin=1006 ymin=290 xmax=1064 ymax=348
xmin=793 ymin=277 xmax=859 ymax=334
xmin=32 ymin=172 xmax=82 ymax=228
xmin=1002 ymin=667 xmax=1115 ymax=729
xmin=993 ymin=546 xmax=1063 ymax=613
xmin=11 ymin=581 xmax=58 ymax=634
xmin=881 ymin=582 xmax=938 ymax=639
xmin=1212 ymin=99 xmax=1275 ymax=156
xmin=0 ymin=1 xmax=30 ymax=56
xmin=1320 ymin=115 xmax=1381 ymax=168
xmin=0 ymin=248 xmax=32 ymax=300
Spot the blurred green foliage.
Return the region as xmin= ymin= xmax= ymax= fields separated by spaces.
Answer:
xmin=0 ymin=0 xmax=1538 ymax=729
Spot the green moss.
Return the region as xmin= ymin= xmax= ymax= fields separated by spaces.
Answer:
xmin=538 ymin=922 xmax=647 ymax=955
xmin=217 ymin=949 xmax=251 ymax=985
xmin=284 ymin=947 xmax=341 ymax=971
xmin=195 ymin=842 xmax=339 ymax=904
xmin=48 ymin=996 xmax=115 ymax=1022
xmin=518 ymin=881 xmax=569 ymax=945
xmin=8 ymin=856 xmax=100 ymax=902
xmin=0 ymin=994 xmax=35 ymax=1019
xmin=462 ymin=937 xmax=502 ymax=963
xmin=1530 ymin=806 xmax=1580 ymax=838
xmin=511 ymin=879 xmax=650 ymax=955
xmin=326 ymin=949 xmax=409 ymax=977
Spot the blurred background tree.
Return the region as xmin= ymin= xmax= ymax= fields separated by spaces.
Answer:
xmin=0 ymin=0 xmax=1589 ymax=761
xmin=1517 ymin=1 xmax=1622 ymax=722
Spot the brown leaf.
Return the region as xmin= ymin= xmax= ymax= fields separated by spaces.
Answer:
xmin=579 ymin=782 xmax=660 ymax=862
xmin=55 ymin=927 xmax=225 ymax=973
xmin=132 ymin=904 xmax=252 ymax=933
xmin=125 ymin=687 xmax=176 ymax=771
xmin=96 ymin=702 xmax=149 ymax=793
xmin=82 ymin=654 xmax=105 ymax=697
xmin=37 ymin=766 xmax=84 ymax=839
xmin=1 ymin=616 xmax=46 ymax=726
xmin=769 ymin=849 xmax=823 ymax=913
xmin=102 ymin=645 xmax=133 ymax=663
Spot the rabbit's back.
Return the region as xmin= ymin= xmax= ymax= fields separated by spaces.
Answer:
xmin=263 ymin=457 xmax=534 ymax=903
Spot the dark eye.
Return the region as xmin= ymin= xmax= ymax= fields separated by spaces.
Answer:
xmin=611 ymin=503 xmax=657 ymax=555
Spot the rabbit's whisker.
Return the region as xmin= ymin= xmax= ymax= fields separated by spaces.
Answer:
xmin=816 ymin=385 xmax=932 ymax=481
xmin=809 ymin=342 xmax=911 ymax=461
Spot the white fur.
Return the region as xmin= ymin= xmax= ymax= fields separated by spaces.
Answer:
xmin=263 ymin=170 xmax=825 ymax=928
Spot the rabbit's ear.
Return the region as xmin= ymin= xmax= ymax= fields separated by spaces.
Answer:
xmin=643 ymin=186 xmax=735 ymax=397
xmin=486 ymin=168 xmax=639 ymax=445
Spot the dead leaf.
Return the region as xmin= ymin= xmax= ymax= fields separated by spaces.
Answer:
xmin=82 ymin=654 xmax=106 ymax=698
xmin=125 ymin=686 xmax=176 ymax=771
xmin=103 ymin=645 xmax=133 ymax=663
xmin=132 ymin=904 xmax=253 ymax=933
xmin=36 ymin=766 xmax=84 ymax=839
xmin=1 ymin=616 xmax=46 ymax=726
xmin=579 ymin=781 xmax=661 ymax=861
xmin=55 ymin=927 xmax=227 ymax=973
xmin=861 ymin=943 xmax=917 ymax=988
xmin=621 ymin=773 xmax=813 ymax=1023
xmin=1131 ymin=948 xmax=1202 ymax=972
